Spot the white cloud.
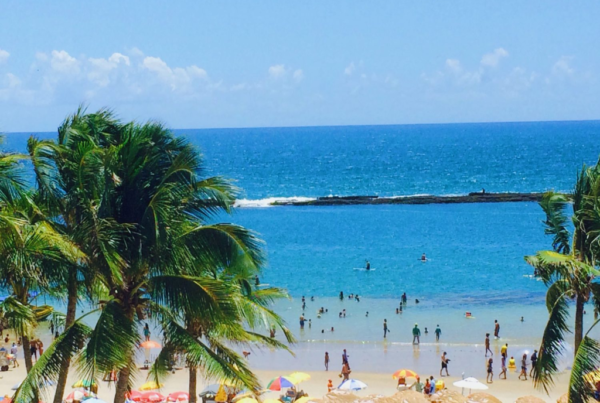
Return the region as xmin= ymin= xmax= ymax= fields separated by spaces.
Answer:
xmin=344 ymin=62 xmax=356 ymax=76
xmin=480 ymin=48 xmax=509 ymax=68
xmin=87 ymin=53 xmax=130 ymax=86
xmin=552 ymin=56 xmax=574 ymax=75
xmin=50 ymin=50 xmax=80 ymax=74
xmin=142 ymin=56 xmax=208 ymax=91
xmin=293 ymin=69 xmax=304 ymax=82
xmin=0 ymin=49 xmax=10 ymax=64
xmin=445 ymin=59 xmax=462 ymax=73
xmin=268 ymin=64 xmax=286 ymax=79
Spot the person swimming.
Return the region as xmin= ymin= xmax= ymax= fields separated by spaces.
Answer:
xmin=421 ymin=253 xmax=427 ymax=262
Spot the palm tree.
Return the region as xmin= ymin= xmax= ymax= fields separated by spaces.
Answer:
xmin=14 ymin=114 xmax=292 ymax=403
xmin=27 ymin=107 xmax=128 ymax=403
xmin=525 ymin=161 xmax=600 ymax=399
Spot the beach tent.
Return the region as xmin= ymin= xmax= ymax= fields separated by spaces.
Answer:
xmin=515 ymin=396 xmax=545 ymax=403
xmin=466 ymin=392 xmax=501 ymax=403
xmin=337 ymin=379 xmax=367 ymax=391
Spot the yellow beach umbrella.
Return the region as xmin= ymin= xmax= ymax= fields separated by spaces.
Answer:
xmin=287 ymin=372 xmax=311 ymax=384
xmin=215 ymin=385 xmax=228 ymax=403
xmin=139 ymin=381 xmax=163 ymax=391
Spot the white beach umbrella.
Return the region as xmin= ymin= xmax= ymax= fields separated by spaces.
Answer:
xmin=452 ymin=378 xmax=488 ymax=395
xmin=337 ymin=379 xmax=367 ymax=391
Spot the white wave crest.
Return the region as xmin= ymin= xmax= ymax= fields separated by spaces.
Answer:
xmin=234 ymin=197 xmax=316 ymax=208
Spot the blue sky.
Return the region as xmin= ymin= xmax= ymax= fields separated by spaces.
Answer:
xmin=0 ymin=1 xmax=599 ymax=131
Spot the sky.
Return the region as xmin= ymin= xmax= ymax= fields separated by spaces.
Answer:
xmin=0 ymin=1 xmax=599 ymax=131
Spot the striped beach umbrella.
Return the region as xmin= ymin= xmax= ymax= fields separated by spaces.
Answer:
xmin=392 ymin=369 xmax=419 ymax=379
xmin=140 ymin=391 xmax=165 ymax=402
xmin=266 ymin=376 xmax=294 ymax=391
xmin=166 ymin=392 xmax=189 ymax=402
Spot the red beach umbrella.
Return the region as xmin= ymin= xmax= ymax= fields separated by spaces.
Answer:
xmin=167 ymin=392 xmax=189 ymax=402
xmin=140 ymin=340 xmax=162 ymax=349
xmin=126 ymin=391 xmax=144 ymax=402
xmin=141 ymin=391 xmax=166 ymax=402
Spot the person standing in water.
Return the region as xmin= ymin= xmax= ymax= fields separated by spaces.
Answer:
xmin=494 ymin=320 xmax=500 ymax=338
xmin=383 ymin=319 xmax=389 ymax=338
xmin=434 ymin=325 xmax=441 ymax=341
xmin=412 ymin=323 xmax=421 ymax=344
xmin=365 ymin=260 xmax=370 ymax=271
xmin=421 ymin=253 xmax=427 ymax=262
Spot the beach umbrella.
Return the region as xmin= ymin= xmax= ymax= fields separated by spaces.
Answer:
xmin=65 ymin=390 xmax=91 ymax=402
xmin=140 ymin=340 xmax=162 ymax=349
xmin=82 ymin=399 xmax=106 ymax=403
xmin=337 ymin=379 xmax=367 ymax=391
xmin=392 ymin=369 xmax=419 ymax=380
xmin=466 ymin=393 xmax=501 ymax=403
xmin=266 ymin=376 xmax=295 ymax=391
xmin=139 ymin=381 xmax=163 ymax=391
xmin=515 ymin=396 xmax=545 ymax=403
xmin=215 ymin=385 xmax=227 ymax=403
xmin=430 ymin=390 xmax=468 ymax=403
xmin=72 ymin=380 xmax=97 ymax=389
xmin=384 ymin=390 xmax=428 ymax=403
xmin=126 ymin=391 xmax=144 ymax=402
xmin=453 ymin=378 xmax=488 ymax=395
xmin=141 ymin=391 xmax=166 ymax=402
xmin=166 ymin=392 xmax=189 ymax=402
xmin=287 ymin=372 xmax=311 ymax=384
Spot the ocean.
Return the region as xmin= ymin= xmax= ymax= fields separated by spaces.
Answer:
xmin=7 ymin=120 xmax=600 ymax=366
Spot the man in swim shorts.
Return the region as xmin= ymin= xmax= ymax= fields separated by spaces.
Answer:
xmin=383 ymin=319 xmax=389 ymax=338
xmin=440 ymin=352 xmax=450 ymax=376
xmin=494 ymin=320 xmax=500 ymax=338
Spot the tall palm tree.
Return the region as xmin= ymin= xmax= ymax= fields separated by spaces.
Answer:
xmin=14 ymin=114 xmax=292 ymax=403
xmin=28 ymin=107 xmax=128 ymax=403
xmin=526 ymin=161 xmax=600 ymax=398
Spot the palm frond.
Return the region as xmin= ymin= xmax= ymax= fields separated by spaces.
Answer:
xmin=539 ymin=192 xmax=572 ymax=254
xmin=567 ymin=333 xmax=600 ymax=403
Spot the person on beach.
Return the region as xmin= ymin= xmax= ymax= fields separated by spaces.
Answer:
xmin=341 ymin=362 xmax=351 ymax=381
xmin=440 ymin=352 xmax=450 ymax=376
xmin=299 ymin=315 xmax=305 ymax=329
xmin=324 ymin=352 xmax=329 ymax=371
xmin=10 ymin=342 xmax=18 ymax=368
xmin=365 ymin=260 xmax=370 ymax=271
xmin=342 ymin=349 xmax=349 ymax=367
xmin=143 ymin=323 xmax=151 ymax=341
xmin=402 ymin=293 xmax=407 ymax=304
xmin=435 ymin=325 xmax=441 ymax=341
xmin=501 ymin=343 xmax=508 ymax=359
xmin=500 ymin=355 xmax=507 ymax=379
xmin=327 ymin=380 xmax=333 ymax=393
xmin=486 ymin=358 xmax=493 ymax=383
xmin=429 ymin=376 xmax=436 ymax=394
xmin=412 ymin=324 xmax=421 ymax=344
xmin=397 ymin=376 xmax=407 ymax=391
xmin=519 ymin=353 xmax=528 ymax=380
xmin=409 ymin=376 xmax=423 ymax=393
xmin=424 ymin=379 xmax=431 ymax=397
xmin=383 ymin=319 xmax=389 ymax=338
xmin=530 ymin=350 xmax=538 ymax=377
xmin=485 ymin=333 xmax=492 ymax=356
xmin=494 ymin=320 xmax=500 ymax=338
xmin=30 ymin=339 xmax=37 ymax=362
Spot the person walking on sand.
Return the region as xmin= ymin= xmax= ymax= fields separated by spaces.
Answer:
xmin=486 ymin=358 xmax=494 ymax=383
xmin=519 ymin=353 xmax=528 ymax=380
xmin=500 ymin=355 xmax=507 ymax=379
xmin=383 ymin=319 xmax=390 ymax=338
xmin=440 ymin=352 xmax=450 ymax=377
xmin=412 ymin=323 xmax=421 ymax=344
xmin=435 ymin=325 xmax=441 ymax=341
xmin=341 ymin=362 xmax=351 ymax=381
xmin=10 ymin=342 xmax=19 ymax=368
xmin=485 ymin=333 xmax=493 ymax=357
xmin=342 ymin=349 xmax=349 ymax=367
xmin=494 ymin=320 xmax=500 ymax=338
xmin=324 ymin=352 xmax=329 ymax=371
xmin=530 ymin=350 xmax=538 ymax=377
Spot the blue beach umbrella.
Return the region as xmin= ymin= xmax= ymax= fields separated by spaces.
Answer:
xmin=337 ymin=379 xmax=367 ymax=391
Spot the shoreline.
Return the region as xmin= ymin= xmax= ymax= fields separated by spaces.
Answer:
xmin=270 ymin=193 xmax=545 ymax=206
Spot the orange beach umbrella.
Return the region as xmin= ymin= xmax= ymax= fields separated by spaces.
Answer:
xmin=392 ymin=369 xmax=419 ymax=379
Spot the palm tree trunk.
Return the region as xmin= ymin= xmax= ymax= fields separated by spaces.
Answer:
xmin=22 ymin=335 xmax=33 ymax=373
xmin=574 ymin=294 xmax=585 ymax=353
xmin=189 ymin=366 xmax=198 ymax=403
xmin=53 ymin=269 xmax=78 ymax=403
xmin=114 ymin=365 xmax=132 ymax=403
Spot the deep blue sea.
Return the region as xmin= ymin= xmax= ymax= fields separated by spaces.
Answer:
xmin=6 ymin=121 xmax=600 ymax=304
